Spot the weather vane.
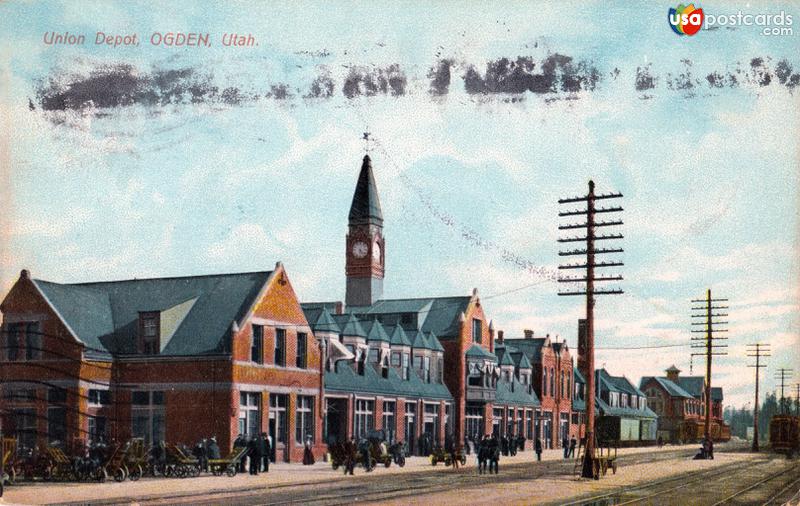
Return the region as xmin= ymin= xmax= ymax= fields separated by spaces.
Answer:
xmin=362 ymin=131 xmax=374 ymax=154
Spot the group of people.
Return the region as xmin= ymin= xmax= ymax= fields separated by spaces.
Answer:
xmin=190 ymin=437 xmax=222 ymax=471
xmin=233 ymin=433 xmax=272 ymax=475
xmin=475 ymin=434 xmax=501 ymax=474
xmin=694 ymin=436 xmax=715 ymax=460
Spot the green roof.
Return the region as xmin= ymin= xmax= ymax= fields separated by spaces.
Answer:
xmin=465 ymin=344 xmax=497 ymax=360
xmin=675 ymin=376 xmax=705 ymax=398
xmin=427 ymin=331 xmax=444 ymax=352
xmin=311 ymin=307 xmax=340 ymax=333
xmin=517 ymin=353 xmax=532 ymax=369
xmin=349 ymin=296 xmax=472 ymax=338
xmin=32 ymin=271 xmax=272 ymax=357
xmin=337 ymin=313 xmax=367 ymax=337
xmin=324 ymin=361 xmax=452 ymax=400
xmin=411 ymin=330 xmax=430 ymax=349
xmin=640 ymin=376 xmax=694 ymax=399
xmin=711 ymin=387 xmax=723 ymax=401
xmin=366 ymin=320 xmax=390 ymax=343
xmin=495 ymin=376 xmax=540 ymax=407
xmin=349 ymin=155 xmax=383 ymax=226
xmin=499 ymin=350 xmax=515 ymax=366
xmin=389 ymin=325 xmax=412 ymax=347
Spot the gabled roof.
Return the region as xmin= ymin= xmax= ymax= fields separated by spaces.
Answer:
xmin=517 ymin=353 xmax=533 ymax=370
xmin=499 ymin=351 xmax=515 ymax=366
xmin=595 ymin=394 xmax=657 ymax=420
xmin=349 ymin=295 xmax=472 ymax=338
xmin=32 ymin=271 xmax=273 ymax=357
xmin=337 ymin=313 xmax=367 ymax=338
xmin=366 ymin=320 xmax=390 ymax=343
xmin=711 ymin=387 xmax=723 ymax=401
xmin=640 ymin=376 xmax=694 ymax=399
xmin=349 ymin=155 xmax=383 ymax=226
xmin=465 ymin=344 xmax=497 ymax=361
xmin=411 ymin=330 xmax=430 ymax=350
xmin=389 ymin=325 xmax=411 ymax=347
xmin=310 ymin=307 xmax=340 ymax=333
xmin=427 ymin=331 xmax=444 ymax=352
xmin=500 ymin=338 xmax=548 ymax=363
xmin=675 ymin=376 xmax=705 ymax=398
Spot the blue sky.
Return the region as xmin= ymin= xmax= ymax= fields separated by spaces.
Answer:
xmin=0 ymin=0 xmax=798 ymax=408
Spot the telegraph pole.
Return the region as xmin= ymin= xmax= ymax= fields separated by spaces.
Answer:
xmin=558 ymin=180 xmax=624 ymax=479
xmin=691 ymin=289 xmax=728 ymax=440
xmin=746 ymin=343 xmax=769 ymax=451
xmin=774 ymin=368 xmax=794 ymax=414
xmin=795 ymin=383 xmax=800 ymax=416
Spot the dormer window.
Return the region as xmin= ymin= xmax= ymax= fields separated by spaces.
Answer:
xmin=139 ymin=312 xmax=160 ymax=355
xmin=472 ymin=318 xmax=482 ymax=343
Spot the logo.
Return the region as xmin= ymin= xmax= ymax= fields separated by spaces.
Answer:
xmin=669 ymin=4 xmax=705 ymax=36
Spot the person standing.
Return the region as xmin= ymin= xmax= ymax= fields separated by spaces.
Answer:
xmin=234 ymin=434 xmax=246 ymax=473
xmin=303 ymin=435 xmax=315 ymax=465
xmin=489 ymin=435 xmax=500 ymax=474
xmin=535 ymin=437 xmax=542 ymax=462
xmin=562 ymin=435 xmax=569 ymax=459
xmin=359 ymin=438 xmax=373 ymax=472
xmin=344 ymin=437 xmax=356 ymax=475
xmin=477 ymin=434 xmax=488 ymax=475
xmin=248 ymin=436 xmax=262 ymax=475
xmin=258 ymin=433 xmax=270 ymax=472
xmin=568 ymin=435 xmax=577 ymax=458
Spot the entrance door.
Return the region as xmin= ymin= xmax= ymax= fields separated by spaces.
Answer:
xmin=325 ymin=398 xmax=348 ymax=445
xmin=560 ymin=413 xmax=570 ymax=444
xmin=543 ymin=413 xmax=552 ymax=448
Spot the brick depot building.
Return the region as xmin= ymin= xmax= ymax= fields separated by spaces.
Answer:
xmin=0 ymin=264 xmax=325 ymax=462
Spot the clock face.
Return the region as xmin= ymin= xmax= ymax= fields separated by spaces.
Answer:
xmin=352 ymin=241 xmax=368 ymax=258
xmin=372 ymin=241 xmax=381 ymax=261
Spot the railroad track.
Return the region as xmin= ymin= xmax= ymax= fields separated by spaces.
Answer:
xmin=564 ymin=458 xmax=799 ymax=506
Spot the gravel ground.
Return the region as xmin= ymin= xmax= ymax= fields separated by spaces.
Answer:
xmin=0 ymin=443 xmax=758 ymax=505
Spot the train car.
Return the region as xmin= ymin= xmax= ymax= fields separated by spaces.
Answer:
xmin=769 ymin=415 xmax=800 ymax=458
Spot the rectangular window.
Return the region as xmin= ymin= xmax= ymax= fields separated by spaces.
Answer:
xmin=140 ymin=313 xmax=159 ymax=355
xmin=526 ymin=410 xmax=534 ymax=439
xmin=48 ymin=406 xmax=67 ymax=444
xmin=472 ymin=318 xmax=482 ymax=343
xmin=402 ymin=353 xmax=410 ymax=380
xmin=5 ymin=323 xmax=22 ymax=361
xmin=296 ymin=332 xmax=308 ymax=369
xmin=275 ymin=329 xmax=286 ymax=367
xmin=131 ymin=391 xmax=166 ymax=445
xmin=354 ymin=399 xmax=375 ymax=439
xmin=48 ymin=387 xmax=68 ymax=404
xmin=391 ymin=352 xmax=401 ymax=367
xmin=465 ymin=406 xmax=483 ymax=440
xmin=270 ymin=394 xmax=288 ymax=444
xmin=369 ymin=348 xmax=379 ymax=364
xmin=423 ymin=356 xmax=430 ymax=383
xmin=405 ymin=402 xmax=416 ymax=449
xmin=251 ymin=325 xmax=264 ymax=364
xmin=88 ymin=389 xmax=110 ymax=406
xmin=295 ymin=395 xmax=314 ymax=444
xmin=493 ymin=407 xmax=504 ymax=437
xmin=88 ymin=416 xmax=107 ymax=443
xmin=13 ymin=408 xmax=37 ymax=450
xmin=238 ymin=392 xmax=262 ymax=439
xmin=4 ymin=387 xmax=36 ymax=402
xmin=382 ymin=400 xmax=396 ymax=443
xmin=437 ymin=357 xmax=443 ymax=383
xmin=25 ymin=322 xmax=42 ymax=360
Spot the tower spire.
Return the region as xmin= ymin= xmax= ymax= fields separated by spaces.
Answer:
xmin=348 ymin=154 xmax=383 ymax=226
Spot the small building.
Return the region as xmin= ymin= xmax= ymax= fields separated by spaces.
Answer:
xmin=492 ymin=342 xmax=541 ymax=448
xmin=595 ymin=369 xmax=658 ymax=446
xmin=640 ymin=365 xmax=729 ymax=442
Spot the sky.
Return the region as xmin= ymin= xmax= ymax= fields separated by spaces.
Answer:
xmin=0 ymin=0 xmax=798 ymax=409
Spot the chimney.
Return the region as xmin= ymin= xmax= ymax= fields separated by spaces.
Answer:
xmin=334 ymin=301 xmax=345 ymax=315
xmin=20 ymin=269 xmax=30 ymax=279
xmin=666 ymin=365 xmax=681 ymax=381
xmin=523 ymin=329 xmax=534 ymax=339
xmin=497 ymin=330 xmax=504 ymax=342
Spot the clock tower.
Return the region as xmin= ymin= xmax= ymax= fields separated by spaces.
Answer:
xmin=346 ymin=154 xmax=385 ymax=307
